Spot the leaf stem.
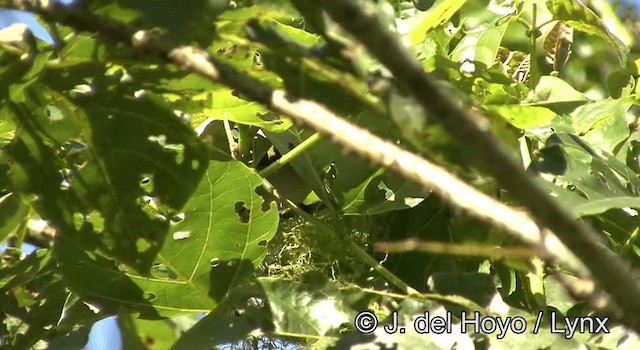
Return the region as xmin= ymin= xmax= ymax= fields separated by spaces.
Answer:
xmin=529 ymin=3 xmax=538 ymax=88
xmin=620 ymin=226 xmax=640 ymax=258
xmin=258 ymin=133 xmax=322 ymax=178
xmin=361 ymin=289 xmax=486 ymax=314
xmin=515 ymin=17 xmax=532 ymax=31
xmin=236 ymin=124 xmax=253 ymax=164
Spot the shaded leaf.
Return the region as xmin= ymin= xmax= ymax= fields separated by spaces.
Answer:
xmin=55 ymin=160 xmax=279 ymax=318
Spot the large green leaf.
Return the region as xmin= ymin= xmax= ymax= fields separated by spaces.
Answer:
xmin=55 ymin=160 xmax=278 ymax=318
xmin=522 ymin=76 xmax=588 ymax=113
xmin=529 ymin=133 xmax=640 ymax=219
xmin=1 ymin=43 xmax=212 ymax=272
xmin=570 ymin=98 xmax=631 ymax=154
xmin=571 ymin=197 xmax=640 ymax=218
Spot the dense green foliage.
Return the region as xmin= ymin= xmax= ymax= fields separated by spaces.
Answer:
xmin=3 ymin=0 xmax=640 ymax=349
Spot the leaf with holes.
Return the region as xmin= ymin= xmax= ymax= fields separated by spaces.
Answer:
xmin=193 ymin=87 xmax=292 ymax=133
xmin=157 ymin=160 xmax=279 ymax=306
xmin=54 ymin=160 xmax=278 ymax=318
xmin=341 ymin=168 xmax=428 ymax=215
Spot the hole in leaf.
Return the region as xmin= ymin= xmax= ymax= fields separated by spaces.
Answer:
xmin=172 ymin=231 xmax=191 ymax=240
xmin=170 ymin=213 xmax=185 ymax=224
xmin=254 ymin=186 xmax=275 ymax=213
xmin=46 ymin=106 xmax=65 ymax=121
xmin=136 ymin=238 xmax=151 ymax=253
xmin=210 ymin=258 xmax=221 ymax=268
xmin=257 ymin=240 xmax=267 ymax=247
xmin=234 ymin=202 xmax=250 ymax=223
xmin=143 ymin=336 xmax=155 ymax=347
xmin=60 ymin=169 xmax=73 ymax=190
xmin=143 ymin=292 xmax=157 ymax=302
xmin=227 ymin=260 xmax=237 ymax=267
xmin=148 ymin=135 xmax=185 ymax=164
xmin=378 ymin=182 xmax=394 ymax=201
xmin=231 ymin=308 xmax=245 ymax=317
xmin=86 ymin=210 xmax=104 ymax=233
xmin=247 ymin=296 xmax=264 ymax=308
xmin=140 ymin=174 xmax=153 ymax=193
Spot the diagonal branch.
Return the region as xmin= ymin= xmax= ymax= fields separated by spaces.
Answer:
xmin=318 ymin=0 xmax=640 ymax=326
xmin=4 ymin=0 xmax=639 ymax=327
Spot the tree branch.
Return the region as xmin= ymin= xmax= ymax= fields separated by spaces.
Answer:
xmin=318 ymin=0 xmax=640 ymax=326
xmin=319 ymin=0 xmax=640 ymax=327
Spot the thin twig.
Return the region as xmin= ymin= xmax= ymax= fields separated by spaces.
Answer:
xmin=374 ymin=239 xmax=542 ymax=260
xmin=258 ymin=133 xmax=322 ymax=178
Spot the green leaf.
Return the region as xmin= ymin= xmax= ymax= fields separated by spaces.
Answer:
xmin=528 ymin=95 xmax=631 ymax=154
xmin=91 ymin=0 xmax=222 ymax=42
xmin=570 ymin=98 xmax=630 ymax=154
xmin=529 ymin=133 xmax=640 ymax=219
xmin=56 ymin=160 xmax=278 ymax=318
xmin=522 ymin=76 xmax=588 ymax=113
xmin=485 ymin=105 xmax=557 ymax=129
xmin=160 ymin=160 xmax=279 ymax=303
xmin=67 ymin=90 xmax=209 ymax=272
xmin=341 ymin=169 xmax=427 ymax=215
xmin=0 ymin=249 xmax=52 ymax=290
xmin=408 ymin=0 xmax=468 ymax=47
xmin=170 ymin=282 xmax=272 ymax=350
xmin=194 ymin=87 xmax=292 ymax=133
